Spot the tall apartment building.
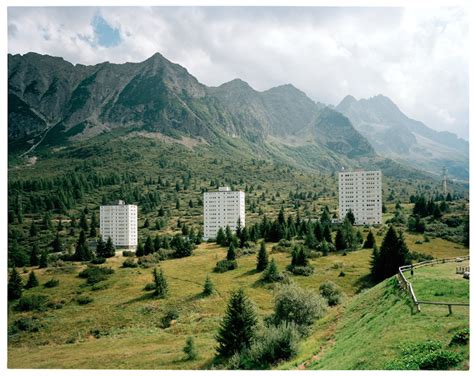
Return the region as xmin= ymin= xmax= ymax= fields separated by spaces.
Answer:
xmin=338 ymin=170 xmax=382 ymax=225
xmin=100 ymin=200 xmax=138 ymax=249
xmin=203 ymin=187 xmax=245 ymax=240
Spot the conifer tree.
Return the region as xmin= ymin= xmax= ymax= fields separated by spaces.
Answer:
xmin=261 ymin=258 xmax=281 ymax=282
xmin=143 ymin=218 xmax=150 ymax=228
xmin=216 ymin=227 xmax=226 ymax=245
xmin=363 ymin=230 xmax=376 ymax=249
xmin=314 ymin=221 xmax=323 ymax=242
xmin=29 ymin=221 xmax=38 ymax=237
xmin=79 ymin=211 xmax=88 ymax=232
xmin=73 ymin=230 xmax=92 ymax=261
xmin=8 ymin=267 xmax=23 ymax=300
xmin=321 ymin=240 xmax=330 ymax=256
xmin=136 ymin=241 xmax=145 ymax=257
xmin=202 ymin=275 xmax=214 ymax=296
xmin=144 ymin=235 xmax=154 ymax=255
xmin=226 ymin=243 xmax=236 ymax=261
xmin=96 ymin=236 xmax=106 ymax=258
xmin=335 ymin=228 xmax=346 ymax=251
xmin=30 ymin=243 xmax=40 ymax=266
xmin=39 ymin=251 xmax=48 ymax=268
xmin=89 ymin=212 xmax=98 ymax=237
xmin=51 ymin=231 xmax=63 ymax=253
xmin=346 ymin=210 xmax=355 ymax=225
xmin=215 ymin=288 xmax=257 ymax=358
xmin=25 ymin=271 xmax=39 ymax=289
xmin=153 ymin=268 xmax=168 ymax=298
xmin=104 ymin=237 xmax=115 ymax=258
xmin=323 ymin=225 xmax=332 ymax=243
xmin=183 ymin=336 xmax=197 ymax=360
xmin=256 ymin=241 xmax=269 ymax=272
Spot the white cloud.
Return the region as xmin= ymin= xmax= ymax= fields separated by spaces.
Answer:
xmin=7 ymin=6 xmax=469 ymax=139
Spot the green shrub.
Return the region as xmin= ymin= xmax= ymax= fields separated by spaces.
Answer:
xmin=122 ymin=251 xmax=135 ymax=257
xmin=287 ymin=265 xmax=314 ymax=276
xmin=161 ymin=308 xmax=179 ymax=328
xmin=122 ymin=259 xmax=138 ymax=268
xmin=449 ymin=328 xmax=469 ymax=346
xmin=143 ymin=282 xmax=156 ymax=291
xmin=44 ymin=278 xmax=59 ymax=288
xmin=214 ymin=259 xmax=238 ymax=273
xmin=261 ymin=259 xmax=283 ymax=283
xmin=419 ymin=349 xmax=463 ymax=370
xmin=78 ymin=266 xmax=114 ymax=285
xmin=15 ymin=295 xmax=49 ymax=312
xmin=183 ymin=336 xmax=197 ymax=360
xmin=137 ymin=253 xmax=161 ymax=268
xmin=90 ymin=257 xmax=106 ymax=265
xmin=77 ymin=295 xmax=93 ymax=305
xmin=9 ymin=317 xmax=42 ymax=334
xmin=319 ymin=281 xmax=342 ymax=306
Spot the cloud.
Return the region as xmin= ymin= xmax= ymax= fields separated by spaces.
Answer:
xmin=7 ymin=6 xmax=469 ymax=139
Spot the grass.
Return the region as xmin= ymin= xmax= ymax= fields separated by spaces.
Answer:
xmin=8 ymin=234 xmax=468 ymax=369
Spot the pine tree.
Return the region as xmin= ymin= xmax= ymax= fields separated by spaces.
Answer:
xmin=262 ymin=258 xmax=281 ymax=282
xmin=89 ymin=212 xmax=98 ymax=237
xmin=144 ymin=236 xmax=154 ymax=255
xmin=321 ymin=240 xmax=329 ymax=256
xmin=323 ymin=225 xmax=332 ymax=243
xmin=79 ymin=211 xmax=88 ymax=232
xmin=51 ymin=231 xmax=63 ymax=253
xmin=8 ymin=267 xmax=23 ymax=300
xmin=183 ymin=336 xmax=197 ymax=360
xmin=104 ymin=237 xmax=115 ymax=258
xmin=215 ymin=288 xmax=257 ymax=358
xmin=153 ymin=268 xmax=168 ymax=298
xmin=39 ymin=251 xmax=48 ymax=268
xmin=256 ymin=241 xmax=269 ymax=272
xmin=335 ymin=228 xmax=346 ymax=251
xmin=143 ymin=218 xmax=150 ymax=228
xmin=226 ymin=243 xmax=236 ymax=261
xmin=202 ymin=275 xmax=214 ymax=296
xmin=96 ymin=236 xmax=106 ymax=258
xmin=136 ymin=242 xmax=145 ymax=257
xmin=73 ymin=230 xmax=92 ymax=261
xmin=346 ymin=210 xmax=355 ymax=225
xmin=30 ymin=244 xmax=40 ymax=266
xmin=216 ymin=228 xmax=226 ymax=245
xmin=363 ymin=230 xmax=376 ymax=249
xmin=29 ymin=221 xmax=38 ymax=237
xmin=25 ymin=271 xmax=39 ymax=289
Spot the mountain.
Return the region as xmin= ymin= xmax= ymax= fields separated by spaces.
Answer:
xmin=336 ymin=94 xmax=469 ymax=180
xmin=8 ymin=52 xmax=375 ymax=173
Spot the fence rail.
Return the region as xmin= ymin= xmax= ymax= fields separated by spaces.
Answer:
xmin=397 ymin=255 xmax=469 ymax=314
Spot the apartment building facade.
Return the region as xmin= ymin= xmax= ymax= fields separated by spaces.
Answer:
xmin=100 ymin=200 xmax=138 ymax=249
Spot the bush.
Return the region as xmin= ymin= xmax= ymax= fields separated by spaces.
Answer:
xmin=409 ymin=251 xmax=434 ymax=262
xmin=78 ymin=266 xmax=114 ymax=285
xmin=419 ymin=350 xmax=463 ymax=370
xmin=214 ymin=259 xmax=238 ymax=273
xmin=287 ymin=265 xmax=314 ymax=276
xmin=44 ymin=278 xmax=59 ymax=288
xmin=271 ymin=282 xmax=327 ymax=330
xmin=183 ymin=336 xmax=197 ymax=360
xmin=15 ymin=295 xmax=49 ymax=312
xmin=122 ymin=251 xmax=135 ymax=257
xmin=156 ymin=248 xmax=175 ymax=260
xmin=144 ymin=282 xmax=156 ymax=291
xmin=261 ymin=259 xmax=283 ymax=283
xmin=230 ymin=322 xmax=300 ymax=369
xmin=90 ymin=257 xmax=106 ymax=265
xmin=9 ymin=317 xmax=42 ymax=334
xmin=319 ymin=281 xmax=342 ymax=306
xmin=161 ymin=308 xmax=179 ymax=328
xmin=122 ymin=259 xmax=138 ymax=268
xmin=338 ymin=271 xmax=346 ymax=277
xmin=137 ymin=253 xmax=161 ymax=268
xmin=77 ymin=295 xmax=93 ymax=305
xmin=449 ymin=328 xmax=469 ymax=346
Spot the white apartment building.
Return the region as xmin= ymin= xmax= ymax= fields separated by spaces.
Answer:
xmin=338 ymin=170 xmax=382 ymax=225
xmin=203 ymin=187 xmax=245 ymax=240
xmin=100 ymin=200 xmax=138 ymax=249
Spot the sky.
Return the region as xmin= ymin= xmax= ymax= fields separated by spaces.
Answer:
xmin=7 ymin=6 xmax=469 ymax=140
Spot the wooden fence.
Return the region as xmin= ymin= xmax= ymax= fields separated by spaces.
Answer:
xmin=397 ymin=255 xmax=469 ymax=314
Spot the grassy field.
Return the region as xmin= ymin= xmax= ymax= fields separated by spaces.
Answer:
xmin=8 ymin=232 xmax=468 ymax=369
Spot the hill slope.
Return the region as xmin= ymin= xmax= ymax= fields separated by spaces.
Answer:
xmin=336 ymin=94 xmax=468 ymax=180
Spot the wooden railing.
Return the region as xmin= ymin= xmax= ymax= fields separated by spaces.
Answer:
xmin=397 ymin=255 xmax=469 ymax=314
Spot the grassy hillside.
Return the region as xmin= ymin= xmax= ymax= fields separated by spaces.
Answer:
xmin=8 ymin=232 xmax=468 ymax=369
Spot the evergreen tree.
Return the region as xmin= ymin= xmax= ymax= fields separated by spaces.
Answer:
xmin=25 ymin=271 xmax=39 ymax=289
xmin=89 ymin=212 xmax=98 ymax=237
xmin=371 ymin=226 xmax=410 ymax=282
xmin=79 ymin=211 xmax=88 ymax=232
xmin=225 ymin=226 xmax=233 ymax=246
xmin=314 ymin=221 xmax=323 ymax=242
xmin=363 ymin=230 xmax=376 ymax=249
xmin=346 ymin=210 xmax=355 ymax=225
xmin=136 ymin=241 xmax=145 ymax=257
xmin=323 ymin=225 xmax=332 ymax=243
xmin=104 ymin=237 xmax=116 ymax=258
xmin=73 ymin=230 xmax=92 ymax=261
xmin=51 ymin=231 xmax=63 ymax=253
xmin=143 ymin=218 xmax=150 ymax=228
xmin=39 ymin=251 xmax=48 ymax=268
xmin=463 ymin=218 xmax=469 ymax=247
xmin=356 ymin=230 xmax=364 ymax=245
xmin=57 ymin=218 xmax=64 ymax=232
xmin=261 ymin=258 xmax=281 ymax=282
xmin=29 ymin=221 xmax=38 ymax=237
xmin=256 ymin=241 xmax=269 ymax=272
xmin=216 ymin=227 xmax=226 ymax=245
xmin=144 ymin=236 xmax=154 ymax=255
xmin=305 ymin=230 xmax=317 ymax=250
xmin=215 ymin=288 xmax=257 ymax=358
xmin=226 ymin=243 xmax=236 ymax=261
xmin=369 ymin=244 xmax=380 ymax=279
xmin=8 ymin=267 xmax=23 ymax=300
xmin=174 ymin=236 xmax=193 ymax=258
xmin=30 ymin=244 xmax=40 ymax=266
xmin=202 ymin=275 xmax=214 ymax=296
xmin=321 ymin=207 xmax=331 ymax=225
xmin=342 ymin=217 xmax=356 ymax=251
xmin=183 ymin=336 xmax=197 ymax=360
xmin=335 ymin=229 xmax=346 ymax=251
xmin=43 ymin=211 xmax=53 ymax=230
xmin=154 ymin=235 xmax=162 ymax=252
xmin=153 ymin=268 xmax=168 ymax=298
xmin=96 ymin=236 xmax=106 ymax=258
xmin=321 ymin=240 xmax=330 ymax=256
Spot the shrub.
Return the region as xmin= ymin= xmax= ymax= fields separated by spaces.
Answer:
xmin=202 ymin=275 xmax=214 ymax=296
xmin=156 ymin=248 xmax=175 ymax=260
xmin=449 ymin=328 xmax=469 ymax=346
xmin=15 ymin=295 xmax=49 ymax=312
xmin=25 ymin=271 xmax=39 ymax=289
xmin=261 ymin=259 xmax=283 ymax=283
xmin=90 ymin=257 xmax=106 ymax=265
xmin=319 ymin=281 xmax=342 ymax=306
xmin=214 ymin=259 xmax=238 ymax=273
xmin=137 ymin=253 xmax=161 ymax=268
xmin=122 ymin=259 xmax=138 ymax=268
xmin=230 ymin=322 xmax=300 ymax=369
xmin=78 ymin=266 xmax=114 ymax=285
xmin=143 ymin=282 xmax=156 ymax=291
xmin=44 ymin=278 xmax=59 ymax=288
xmin=287 ymin=265 xmax=314 ymax=276
xmin=161 ymin=308 xmax=179 ymax=328
xmin=9 ymin=317 xmax=42 ymax=334
xmin=122 ymin=250 xmax=135 ymax=257
xmin=271 ymin=282 xmax=327 ymax=330
xmin=338 ymin=271 xmax=346 ymax=277
xmin=77 ymin=295 xmax=93 ymax=305
xmin=419 ymin=350 xmax=463 ymax=370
